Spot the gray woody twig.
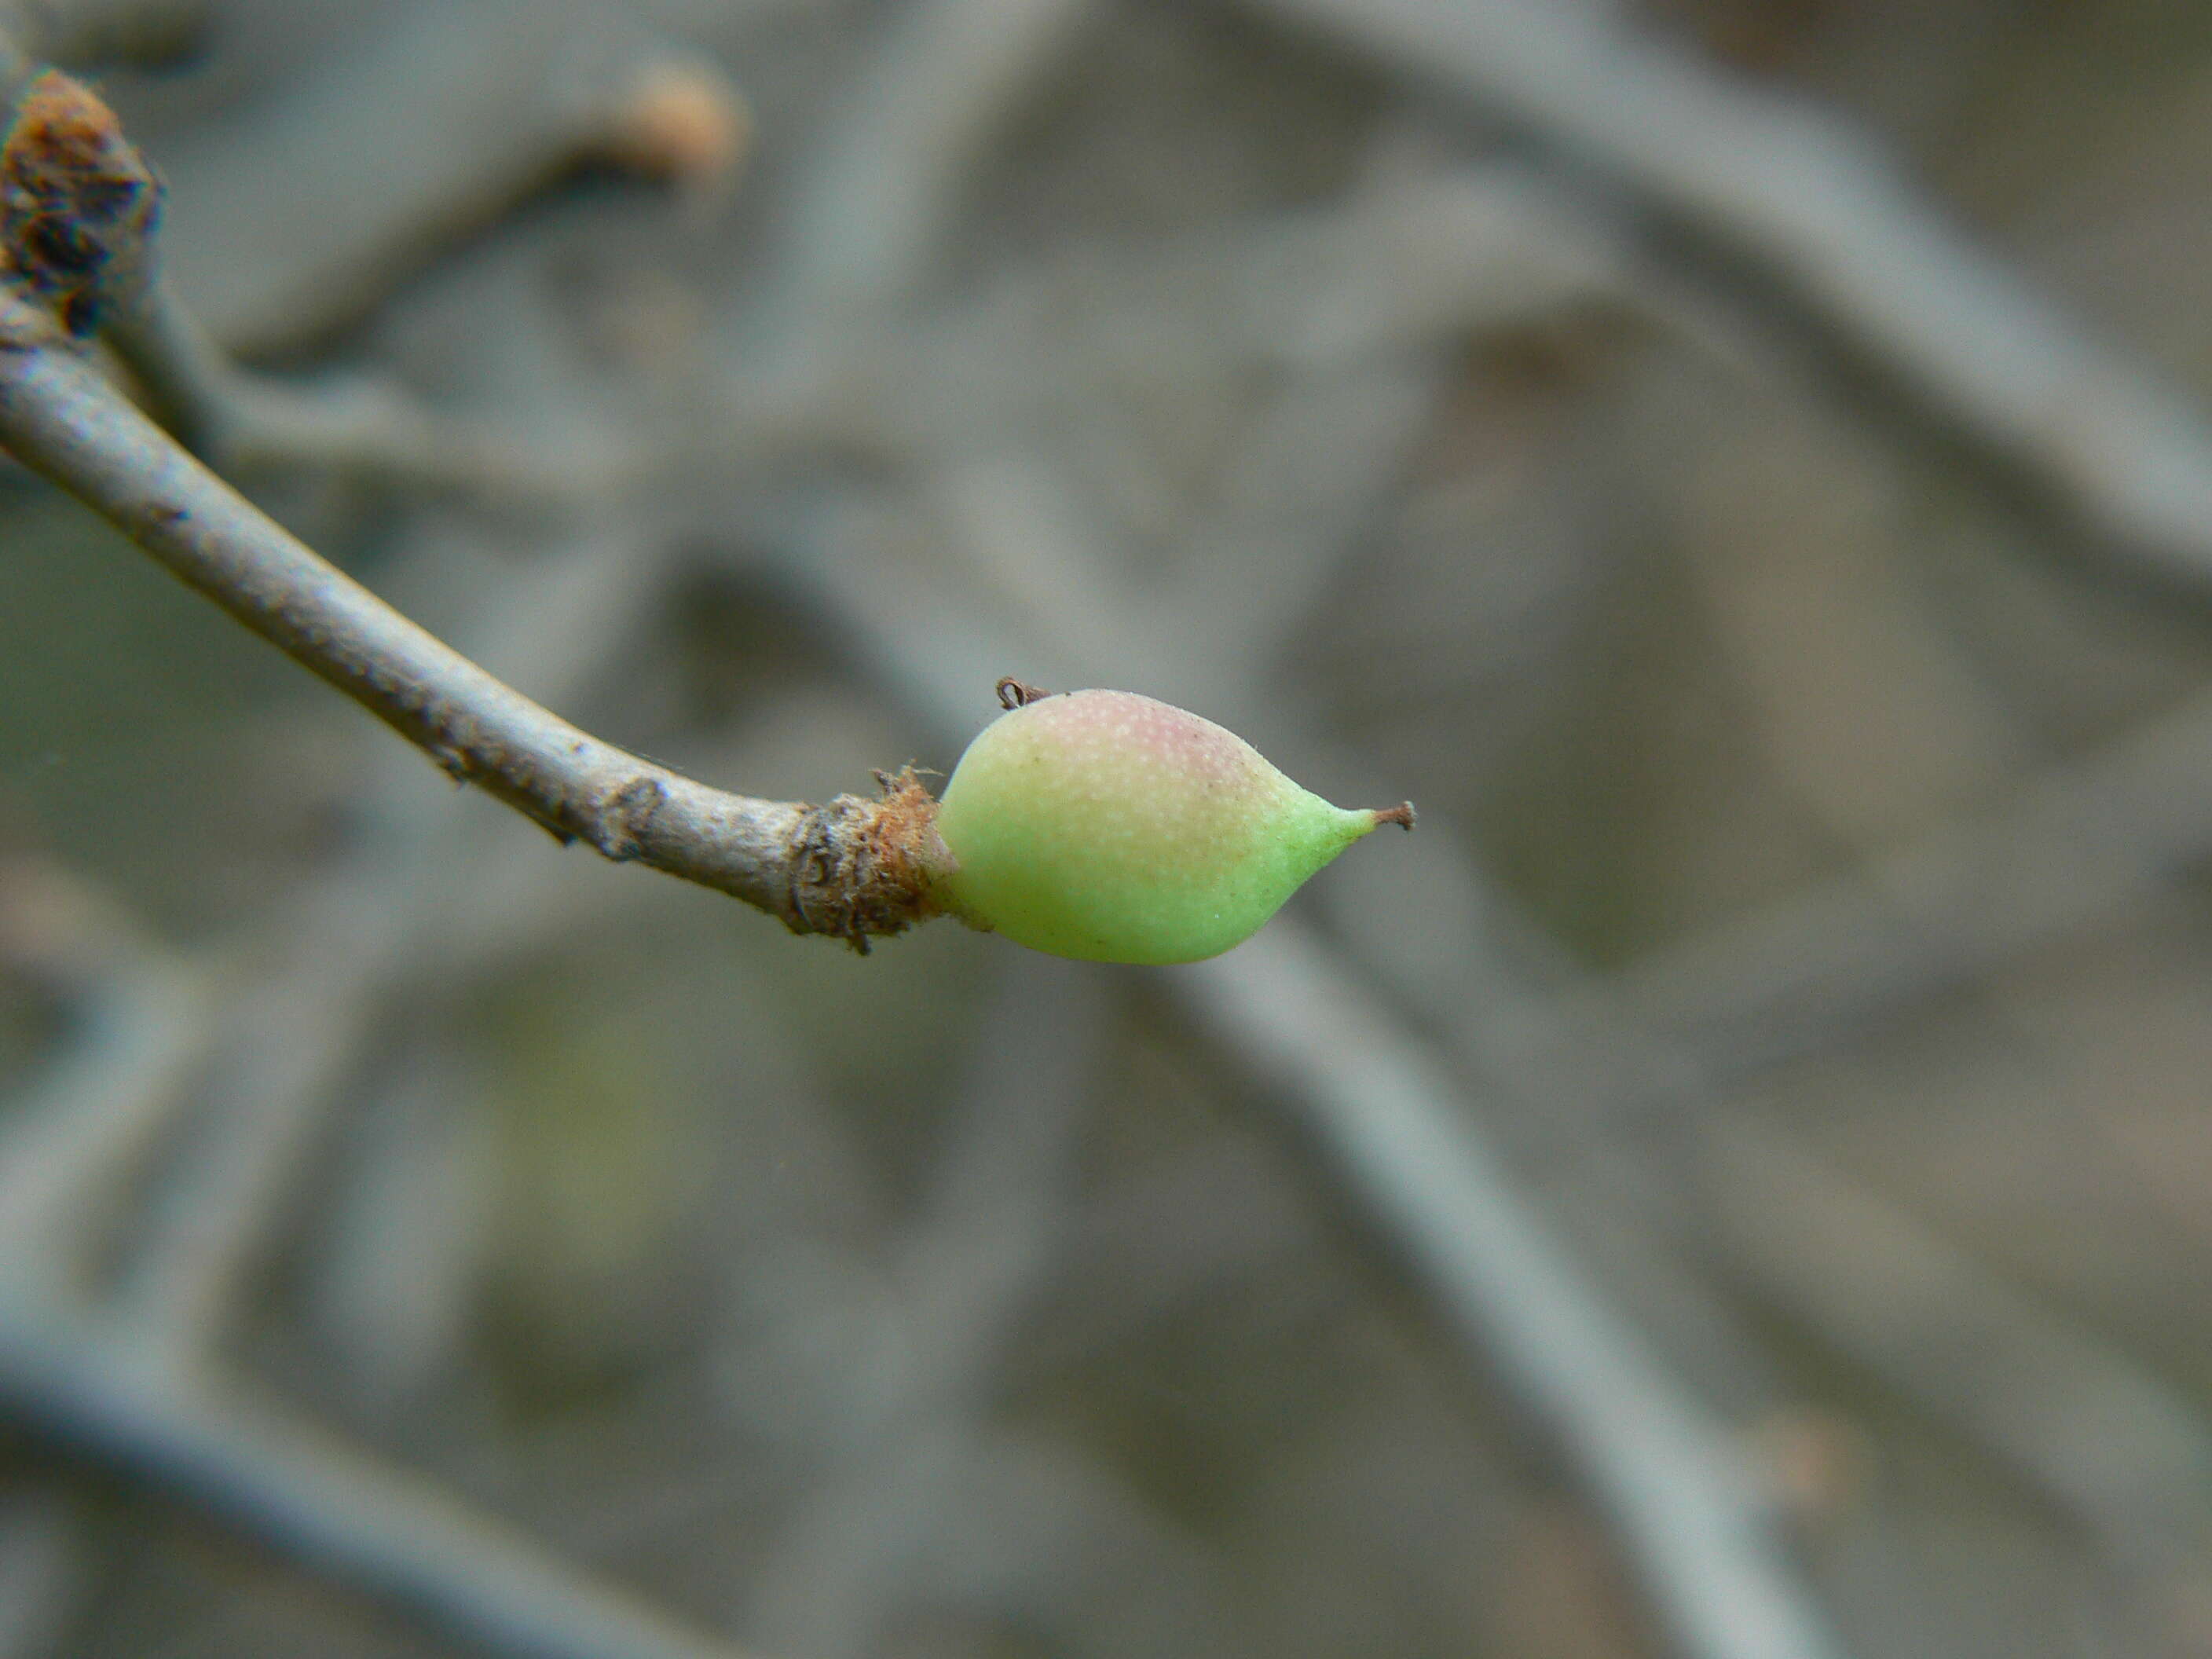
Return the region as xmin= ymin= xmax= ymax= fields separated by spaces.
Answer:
xmin=1184 ymin=930 xmax=1848 ymax=1659
xmin=0 ymin=288 xmax=949 ymax=950
xmin=152 ymin=0 xmax=746 ymax=354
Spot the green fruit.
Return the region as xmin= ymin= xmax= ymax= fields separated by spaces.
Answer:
xmin=932 ymin=685 xmax=1412 ymax=965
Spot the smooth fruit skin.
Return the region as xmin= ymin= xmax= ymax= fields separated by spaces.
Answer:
xmin=932 ymin=690 xmax=1391 ymax=965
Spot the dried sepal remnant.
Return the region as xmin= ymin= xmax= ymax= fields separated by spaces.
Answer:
xmin=786 ymin=766 xmax=956 ymax=954
xmin=995 ymin=676 xmax=1051 ymax=709
xmin=0 ymin=71 xmax=160 ymax=336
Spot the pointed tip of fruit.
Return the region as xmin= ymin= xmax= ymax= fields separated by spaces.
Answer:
xmin=1368 ymin=801 xmax=1417 ymax=833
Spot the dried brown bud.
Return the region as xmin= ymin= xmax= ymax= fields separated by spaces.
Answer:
xmin=598 ymin=61 xmax=750 ymax=199
xmin=0 ymin=71 xmax=160 ymax=335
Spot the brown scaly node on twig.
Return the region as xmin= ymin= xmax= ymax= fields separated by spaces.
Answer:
xmin=785 ymin=767 xmax=955 ymax=954
xmin=0 ymin=68 xmax=158 ymax=336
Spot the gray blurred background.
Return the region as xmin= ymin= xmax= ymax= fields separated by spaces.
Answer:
xmin=5 ymin=1 xmax=2212 ymax=1656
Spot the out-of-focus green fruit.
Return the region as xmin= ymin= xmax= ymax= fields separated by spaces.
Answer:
xmin=931 ymin=684 xmax=1412 ymax=965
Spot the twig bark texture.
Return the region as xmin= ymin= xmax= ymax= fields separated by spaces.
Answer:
xmin=0 ymin=298 xmax=949 ymax=946
xmin=0 ymin=73 xmax=949 ymax=951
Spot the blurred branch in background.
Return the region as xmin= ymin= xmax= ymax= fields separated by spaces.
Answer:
xmin=1259 ymin=0 xmax=2212 ymax=595
xmin=0 ymin=1287 xmax=770 ymax=1659
xmin=0 ymin=0 xmax=207 ymax=74
xmin=1619 ymin=690 xmax=2212 ymax=1080
xmin=742 ymin=958 xmax=1131 ymax=1657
